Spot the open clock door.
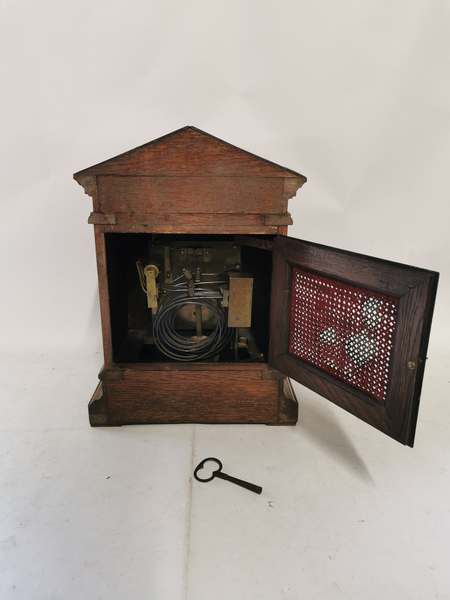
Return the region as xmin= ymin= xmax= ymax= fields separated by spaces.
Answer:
xmin=269 ymin=236 xmax=438 ymax=446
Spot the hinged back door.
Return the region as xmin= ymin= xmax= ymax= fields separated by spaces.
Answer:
xmin=269 ymin=236 xmax=438 ymax=446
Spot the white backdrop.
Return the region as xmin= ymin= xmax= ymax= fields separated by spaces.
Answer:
xmin=0 ymin=0 xmax=448 ymax=356
xmin=1 ymin=2 xmax=449 ymax=599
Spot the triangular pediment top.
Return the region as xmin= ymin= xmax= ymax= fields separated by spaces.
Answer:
xmin=74 ymin=126 xmax=306 ymax=181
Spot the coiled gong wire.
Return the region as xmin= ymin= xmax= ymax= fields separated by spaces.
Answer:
xmin=153 ymin=275 xmax=233 ymax=361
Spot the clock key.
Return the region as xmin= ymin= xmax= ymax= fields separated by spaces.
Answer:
xmin=194 ymin=457 xmax=262 ymax=495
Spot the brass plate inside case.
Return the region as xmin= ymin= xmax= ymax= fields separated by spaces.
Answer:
xmin=228 ymin=276 xmax=253 ymax=327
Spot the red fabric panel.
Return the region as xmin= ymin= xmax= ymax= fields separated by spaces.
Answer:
xmin=289 ymin=268 xmax=399 ymax=402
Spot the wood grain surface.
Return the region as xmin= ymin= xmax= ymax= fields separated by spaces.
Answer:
xmin=93 ymin=367 xmax=297 ymax=426
xmin=74 ymin=126 xmax=306 ymax=180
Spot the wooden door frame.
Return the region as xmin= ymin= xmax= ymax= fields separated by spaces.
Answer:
xmin=269 ymin=235 xmax=438 ymax=446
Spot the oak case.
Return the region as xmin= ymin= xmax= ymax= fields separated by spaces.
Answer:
xmin=74 ymin=126 xmax=438 ymax=446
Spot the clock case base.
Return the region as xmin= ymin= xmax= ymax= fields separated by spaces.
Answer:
xmin=88 ymin=365 xmax=298 ymax=427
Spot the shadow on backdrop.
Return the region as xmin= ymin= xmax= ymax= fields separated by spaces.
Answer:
xmin=297 ymin=391 xmax=374 ymax=483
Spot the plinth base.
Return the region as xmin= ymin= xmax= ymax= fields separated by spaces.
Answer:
xmin=88 ymin=364 xmax=298 ymax=427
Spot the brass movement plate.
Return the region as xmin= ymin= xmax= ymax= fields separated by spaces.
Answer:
xmin=228 ymin=276 xmax=253 ymax=328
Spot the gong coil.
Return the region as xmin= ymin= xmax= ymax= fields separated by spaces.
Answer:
xmin=153 ymin=294 xmax=232 ymax=361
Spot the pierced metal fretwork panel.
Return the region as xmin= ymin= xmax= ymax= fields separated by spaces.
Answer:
xmin=288 ymin=268 xmax=399 ymax=402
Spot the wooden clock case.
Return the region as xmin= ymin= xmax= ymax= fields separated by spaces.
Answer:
xmin=74 ymin=126 xmax=438 ymax=446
